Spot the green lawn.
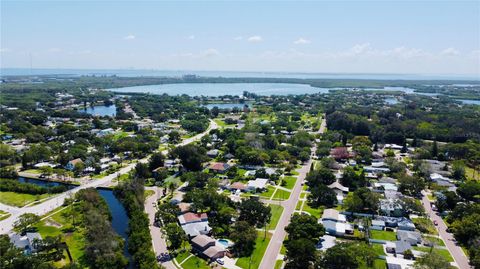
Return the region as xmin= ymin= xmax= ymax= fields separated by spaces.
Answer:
xmin=282 ymin=176 xmax=297 ymax=190
xmin=0 ymin=191 xmax=53 ymax=207
xmin=175 ymin=248 xmax=193 ymax=264
xmin=267 ymin=204 xmax=284 ymax=230
xmin=412 ymin=217 xmax=438 ymax=235
xmin=302 ymin=202 xmax=323 ymax=219
xmin=274 ymin=260 xmax=283 ymax=269
xmin=423 ymin=236 xmax=445 ymax=246
xmin=466 ymin=167 xmax=480 ymax=181
xmin=181 ymin=255 xmax=210 ymax=269
xmin=273 ymin=189 xmax=291 ymax=200
xmin=35 ymin=206 xmax=86 ymax=264
xmin=259 ymin=186 xmax=276 ymax=199
xmin=372 ymin=243 xmax=385 ymax=256
xmin=370 ymin=230 xmax=397 ymax=241
xmin=295 ymin=200 xmax=303 ymax=211
xmin=300 ymin=192 xmax=307 ymax=199
xmin=236 ymin=232 xmax=272 ymax=269
xmin=23 ymin=169 xmax=42 ymax=174
xmin=413 ymin=247 xmax=454 ymax=262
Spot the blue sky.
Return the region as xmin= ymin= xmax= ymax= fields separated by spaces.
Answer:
xmin=1 ymin=1 xmax=479 ymax=75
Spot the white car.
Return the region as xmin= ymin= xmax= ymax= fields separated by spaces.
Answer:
xmin=216 ymin=258 xmax=225 ymax=265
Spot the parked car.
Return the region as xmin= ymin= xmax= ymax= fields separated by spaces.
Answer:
xmin=433 ymin=220 xmax=438 ymax=226
xmin=216 ymin=258 xmax=224 ymax=265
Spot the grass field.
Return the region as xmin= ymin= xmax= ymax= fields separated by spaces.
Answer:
xmin=372 ymin=243 xmax=386 ymax=256
xmin=274 ymin=260 xmax=283 ymax=269
xmin=181 ymin=255 xmax=210 ymax=269
xmin=370 ymin=230 xmax=397 ymax=241
xmin=466 ymin=167 xmax=480 ymax=181
xmin=236 ymin=232 xmax=272 ymax=269
xmin=282 ymin=176 xmax=297 ymax=190
xmin=267 ymin=204 xmax=284 ymax=230
xmin=295 ymin=200 xmax=303 ymax=211
xmin=23 ymin=169 xmax=43 ymax=174
xmin=423 ymin=235 xmax=445 ymax=246
xmin=413 ymin=247 xmax=454 ymax=262
xmin=302 ymin=201 xmax=323 ymax=219
xmin=259 ymin=186 xmax=276 ymax=199
xmin=412 ymin=217 xmax=438 ymax=235
xmin=35 ymin=205 xmax=86 ymax=263
xmin=0 ymin=191 xmax=53 ymax=207
xmin=273 ymin=189 xmax=291 ymax=200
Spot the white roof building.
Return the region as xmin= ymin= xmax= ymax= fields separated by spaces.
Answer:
xmin=247 ymin=178 xmax=268 ymax=190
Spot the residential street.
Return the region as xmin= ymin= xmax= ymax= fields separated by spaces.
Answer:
xmin=145 ymin=187 xmax=176 ymax=269
xmin=0 ymin=120 xmax=217 ymax=235
xmin=259 ymin=116 xmax=325 ymax=269
xmin=421 ymin=191 xmax=471 ymax=269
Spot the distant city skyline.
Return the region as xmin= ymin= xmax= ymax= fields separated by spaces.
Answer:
xmin=1 ymin=1 xmax=479 ymax=75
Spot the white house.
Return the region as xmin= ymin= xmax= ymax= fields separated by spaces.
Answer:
xmin=246 ymin=178 xmax=268 ymax=192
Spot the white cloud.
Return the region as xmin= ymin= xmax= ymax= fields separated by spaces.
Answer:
xmin=0 ymin=48 xmax=11 ymax=53
xmin=293 ymin=38 xmax=310 ymax=45
xmin=248 ymin=35 xmax=263 ymax=42
xmin=123 ymin=34 xmax=135 ymax=40
xmin=187 ymin=35 xmax=195 ymax=40
xmin=201 ymin=48 xmax=220 ymax=57
xmin=440 ymin=47 xmax=460 ymax=56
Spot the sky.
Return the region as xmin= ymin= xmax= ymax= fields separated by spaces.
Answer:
xmin=1 ymin=0 xmax=479 ymax=75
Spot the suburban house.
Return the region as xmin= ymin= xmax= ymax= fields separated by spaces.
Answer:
xmin=9 ymin=232 xmax=42 ymax=254
xmin=327 ymin=181 xmax=349 ymax=204
xmin=96 ymin=128 xmax=115 ymax=137
xmin=370 ymin=220 xmax=386 ymax=231
xmin=228 ymin=182 xmax=246 ymax=192
xmin=380 ymin=199 xmax=404 ymax=217
xmin=246 ymin=178 xmax=269 ymax=192
xmin=207 ymin=149 xmax=220 ymax=158
xmin=386 ymin=240 xmax=412 ymax=255
xmin=65 ymin=158 xmax=83 ymax=171
xmin=321 ymin=209 xmax=352 ymax=236
xmin=191 ymin=235 xmax=225 ymax=261
xmin=177 ymin=203 xmax=191 ymax=214
xmin=208 ymin=162 xmax=230 ymax=173
xmin=396 ymin=230 xmax=422 ymax=245
xmin=178 ymin=213 xmax=212 ymax=238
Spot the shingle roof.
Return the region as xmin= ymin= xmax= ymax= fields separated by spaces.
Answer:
xmin=191 ymin=234 xmax=215 ymax=248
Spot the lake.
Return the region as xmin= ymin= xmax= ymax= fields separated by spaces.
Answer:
xmin=201 ymin=103 xmax=251 ymax=109
xmin=98 ymin=188 xmax=131 ymax=265
xmin=109 ymin=83 xmax=330 ymax=96
xmin=384 ymin=98 xmax=399 ymax=105
xmin=83 ymin=105 xmax=117 ymax=117
xmin=108 ymin=83 xmax=421 ymax=97
xmin=457 ymin=99 xmax=480 ymax=105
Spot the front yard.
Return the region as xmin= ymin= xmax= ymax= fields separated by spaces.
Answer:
xmin=370 ymin=230 xmax=397 ymax=241
xmin=236 ymin=232 xmax=272 ymax=269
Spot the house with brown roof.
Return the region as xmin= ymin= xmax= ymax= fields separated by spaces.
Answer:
xmin=178 ymin=212 xmax=208 ymax=225
xmin=209 ymin=162 xmax=230 ymax=173
xmin=65 ymin=158 xmax=83 ymax=171
xmin=191 ymin=234 xmax=216 ymax=251
xmin=228 ymin=182 xmax=246 ymax=192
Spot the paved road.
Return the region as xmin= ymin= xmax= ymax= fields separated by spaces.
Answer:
xmin=0 ymin=120 xmax=217 ymax=235
xmin=421 ymin=191 xmax=471 ymax=269
xmin=259 ymin=116 xmax=325 ymax=269
xmin=143 ymin=120 xmax=217 ymax=269
xmin=145 ymin=187 xmax=176 ymax=269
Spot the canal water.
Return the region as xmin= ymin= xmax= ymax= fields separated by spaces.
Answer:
xmin=15 ymin=178 xmax=131 ymax=264
xmin=97 ymin=188 xmax=131 ymax=265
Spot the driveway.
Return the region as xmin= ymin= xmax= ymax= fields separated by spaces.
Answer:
xmin=421 ymin=191 xmax=471 ymax=269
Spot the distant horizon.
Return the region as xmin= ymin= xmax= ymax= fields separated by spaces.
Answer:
xmin=1 ymin=67 xmax=479 ymax=81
